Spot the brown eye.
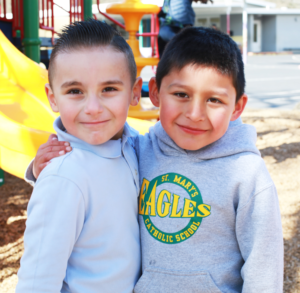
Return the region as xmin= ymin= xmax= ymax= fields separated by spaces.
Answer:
xmin=208 ymin=97 xmax=222 ymax=104
xmin=68 ymin=89 xmax=82 ymax=94
xmin=103 ymin=87 xmax=117 ymax=92
xmin=174 ymin=92 xmax=188 ymax=98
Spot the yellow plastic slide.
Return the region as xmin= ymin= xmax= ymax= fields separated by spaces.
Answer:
xmin=0 ymin=31 xmax=154 ymax=179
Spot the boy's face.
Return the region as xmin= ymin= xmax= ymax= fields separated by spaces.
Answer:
xmin=149 ymin=65 xmax=247 ymax=151
xmin=46 ymin=47 xmax=141 ymax=145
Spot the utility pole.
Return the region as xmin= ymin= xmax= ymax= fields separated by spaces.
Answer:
xmin=227 ymin=6 xmax=231 ymax=35
xmin=22 ymin=0 xmax=41 ymax=63
xmin=84 ymin=0 xmax=93 ymax=20
xmin=242 ymin=0 xmax=248 ymax=64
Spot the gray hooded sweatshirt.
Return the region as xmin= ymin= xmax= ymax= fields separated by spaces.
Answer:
xmin=134 ymin=120 xmax=283 ymax=293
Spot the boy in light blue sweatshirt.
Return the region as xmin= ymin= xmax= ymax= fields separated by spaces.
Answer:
xmin=17 ymin=20 xmax=143 ymax=293
xmin=29 ymin=27 xmax=283 ymax=292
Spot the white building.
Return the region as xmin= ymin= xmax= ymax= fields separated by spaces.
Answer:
xmin=192 ymin=0 xmax=300 ymax=52
xmin=136 ymin=0 xmax=300 ymax=53
xmin=37 ymin=0 xmax=300 ymax=53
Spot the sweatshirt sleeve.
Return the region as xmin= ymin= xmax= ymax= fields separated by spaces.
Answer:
xmin=236 ymin=183 xmax=284 ymax=293
xmin=16 ymin=175 xmax=85 ymax=293
xmin=24 ymin=159 xmax=36 ymax=187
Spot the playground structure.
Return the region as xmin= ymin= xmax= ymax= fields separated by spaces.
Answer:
xmin=106 ymin=0 xmax=160 ymax=119
xmin=0 ymin=0 xmax=159 ymax=180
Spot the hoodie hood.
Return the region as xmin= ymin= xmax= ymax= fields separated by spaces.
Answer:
xmin=153 ymin=118 xmax=260 ymax=160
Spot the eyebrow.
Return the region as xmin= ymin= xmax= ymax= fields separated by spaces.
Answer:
xmin=101 ymin=80 xmax=124 ymax=86
xmin=61 ymin=81 xmax=82 ymax=89
xmin=169 ymin=82 xmax=229 ymax=97
xmin=206 ymin=90 xmax=229 ymax=97
xmin=168 ymin=83 xmax=191 ymax=90
xmin=61 ymin=80 xmax=124 ymax=89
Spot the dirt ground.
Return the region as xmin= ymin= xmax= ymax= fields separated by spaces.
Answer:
xmin=242 ymin=109 xmax=300 ymax=292
xmin=0 ymin=108 xmax=299 ymax=292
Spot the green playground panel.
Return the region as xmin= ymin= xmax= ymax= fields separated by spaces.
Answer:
xmin=0 ymin=169 xmax=4 ymax=186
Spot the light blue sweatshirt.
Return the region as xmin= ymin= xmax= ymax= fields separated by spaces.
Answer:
xmin=17 ymin=117 xmax=141 ymax=293
xmin=134 ymin=119 xmax=283 ymax=293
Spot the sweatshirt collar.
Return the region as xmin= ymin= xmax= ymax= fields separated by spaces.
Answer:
xmin=54 ymin=117 xmax=133 ymax=159
xmin=153 ymin=118 xmax=260 ymax=160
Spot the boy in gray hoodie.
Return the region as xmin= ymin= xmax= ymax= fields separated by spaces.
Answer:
xmin=133 ymin=27 xmax=283 ymax=293
xmin=29 ymin=27 xmax=283 ymax=292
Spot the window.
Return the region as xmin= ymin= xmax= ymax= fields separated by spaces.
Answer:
xmin=253 ymin=23 xmax=257 ymax=42
xmin=142 ymin=19 xmax=151 ymax=48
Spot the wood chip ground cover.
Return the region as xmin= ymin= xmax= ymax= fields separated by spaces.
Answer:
xmin=0 ymin=109 xmax=299 ymax=292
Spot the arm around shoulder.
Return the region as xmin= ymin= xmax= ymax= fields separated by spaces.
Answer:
xmin=16 ymin=175 xmax=85 ymax=293
xmin=236 ymin=183 xmax=283 ymax=293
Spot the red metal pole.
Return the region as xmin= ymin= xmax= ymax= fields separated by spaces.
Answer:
xmin=76 ymin=0 xmax=78 ymax=21
xmin=74 ymin=0 xmax=77 ymax=21
xmin=100 ymin=11 xmax=125 ymax=29
xmin=51 ymin=0 xmax=54 ymax=43
xmin=3 ymin=0 xmax=6 ymax=16
xmin=80 ymin=0 xmax=82 ymax=20
xmin=155 ymin=13 xmax=159 ymax=57
xmin=78 ymin=0 xmax=80 ymax=20
xmin=51 ymin=0 xmax=54 ymax=27
xmin=151 ymin=14 xmax=154 ymax=57
xmin=73 ymin=0 xmax=75 ymax=21
xmin=41 ymin=0 xmax=44 ymax=26
xmin=20 ymin=0 xmax=24 ymax=38
xmin=72 ymin=0 xmax=74 ymax=21
xmin=12 ymin=0 xmax=15 ymax=35
xmin=70 ymin=0 xmax=72 ymax=23
xmin=47 ymin=0 xmax=50 ymax=27
xmin=96 ymin=0 xmax=126 ymax=29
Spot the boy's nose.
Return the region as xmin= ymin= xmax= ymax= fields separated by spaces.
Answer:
xmin=186 ymin=100 xmax=206 ymax=121
xmin=84 ymin=95 xmax=103 ymax=115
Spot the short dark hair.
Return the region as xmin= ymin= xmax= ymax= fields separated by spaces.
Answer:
xmin=48 ymin=19 xmax=136 ymax=87
xmin=156 ymin=27 xmax=245 ymax=102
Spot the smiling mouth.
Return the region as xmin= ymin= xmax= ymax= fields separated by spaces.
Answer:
xmin=177 ymin=124 xmax=208 ymax=135
xmin=81 ymin=120 xmax=109 ymax=125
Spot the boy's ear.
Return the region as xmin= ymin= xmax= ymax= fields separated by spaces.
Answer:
xmin=148 ymin=77 xmax=160 ymax=107
xmin=130 ymin=77 xmax=143 ymax=106
xmin=45 ymin=83 xmax=59 ymax=112
xmin=230 ymin=94 xmax=248 ymax=121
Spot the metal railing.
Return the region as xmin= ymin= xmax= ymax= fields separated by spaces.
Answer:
xmin=69 ymin=0 xmax=84 ymax=23
xmin=1 ymin=0 xmax=160 ymax=56
xmin=0 ymin=0 xmax=23 ymax=38
xmin=39 ymin=0 xmax=55 ymax=44
xmin=39 ymin=0 xmax=85 ymax=45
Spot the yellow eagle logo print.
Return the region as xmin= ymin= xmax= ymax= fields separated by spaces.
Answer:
xmin=139 ymin=173 xmax=211 ymax=244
